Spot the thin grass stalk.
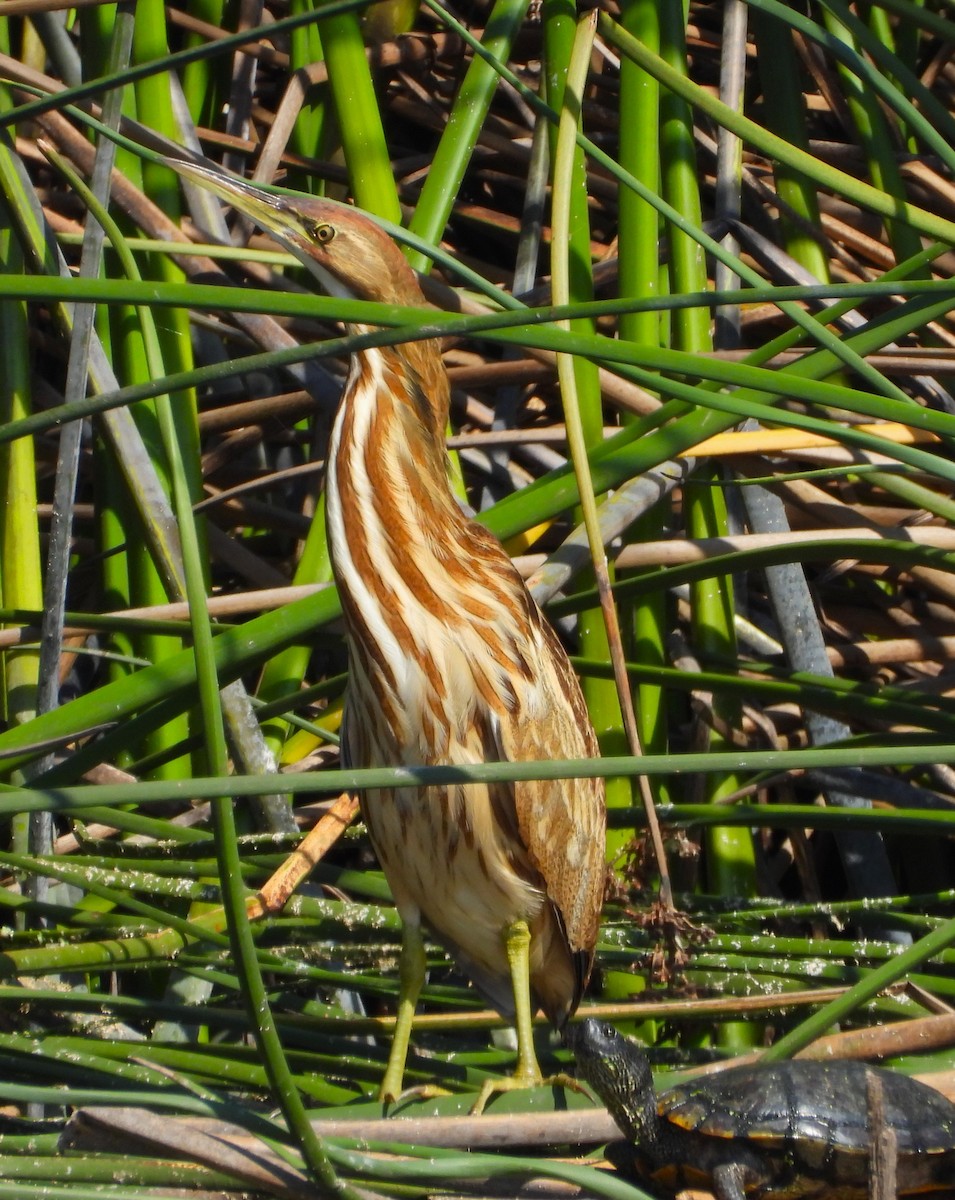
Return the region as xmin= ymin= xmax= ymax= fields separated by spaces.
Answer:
xmin=656 ymin=3 xmax=755 ymax=939
xmin=745 ymin=10 xmax=903 ymax=909
xmin=0 ymin=117 xmax=39 ymax=740
xmin=864 ymin=0 xmax=917 ymax=149
xmin=29 ymin=11 xmax=134 ymax=921
xmin=60 ymin=24 xmax=190 ymax=763
xmin=0 ymin=1182 xmax=250 ymax=1199
xmin=574 ymin=535 xmax=955 ymax=636
xmin=256 ymin=499 xmax=335 ymax=762
xmin=257 ymin=2 xmax=401 ymax=760
xmin=709 ymin=7 xmax=752 ymax=883
xmin=0 ymin=1075 xmax=272 ymax=1122
xmin=75 ymin=6 xmax=136 ymax=163
xmin=818 ymin=6 xmax=923 ymax=265
xmin=14 ymin=260 xmax=954 ymax=348
xmin=616 ymin=0 xmax=661 ymax=351
xmin=108 ymin=292 xmax=350 ymax=1189
xmin=864 ymin=470 xmax=955 ymax=527
xmin=179 ymin=0 xmax=228 ymax=127
xmin=289 ymin=0 xmax=327 ymax=191
xmin=0 ymin=67 xmax=42 ymax=927
xmin=657 ymin=5 xmax=708 ymax=356
xmin=489 ymin=117 xmax=548 ymax=520
xmin=595 ymin=652 xmax=955 ymax=758
xmin=128 ymin=3 xmax=205 ymax=779
xmin=543 ymin=0 xmax=628 ymax=841
xmin=131 ymin=9 xmax=202 ymax=513
xmin=0 ymin=1156 xmax=255 ymax=1191
xmin=325 ymin=1139 xmax=655 ymax=1200
xmin=317 ymin=8 xmax=401 ymax=219
xmin=20 ymin=11 xmax=77 ymax=84
xmin=71 ymin=11 xmax=137 ymax=720
xmin=748 ymin=10 xmax=832 ymax=282
xmin=9 ymin=748 xmax=955 ymax=819
xmin=553 ymin=19 xmax=679 ymax=928
xmin=614 ymin=0 xmax=670 ymax=837
xmin=405 ymin=0 xmax=529 ymax=273
xmin=177 ymin=791 xmax=359 ymax=1186
xmin=0 ymin=202 xmax=41 ymax=925
xmin=541 ymin=0 xmax=603 ymax=444
xmin=712 ymin=0 xmax=745 ymax=351
xmin=0 ymin=233 xmax=41 ymax=738
xmin=736 ymin=507 xmax=905 ymax=908
xmin=108 ymin=314 xmax=191 ymax=772
xmin=95 ymin=453 xmax=135 ymax=736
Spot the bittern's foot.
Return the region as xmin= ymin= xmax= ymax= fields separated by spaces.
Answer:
xmin=379 ymin=1080 xmax=452 ymax=1108
xmin=470 ymin=1069 xmax=585 ymax=1115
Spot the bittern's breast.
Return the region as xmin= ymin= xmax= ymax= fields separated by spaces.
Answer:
xmin=345 ymin=674 xmax=582 ymax=1019
xmin=360 ymin=776 xmax=547 ymax=982
xmin=340 ymin=608 xmax=600 ymax=1021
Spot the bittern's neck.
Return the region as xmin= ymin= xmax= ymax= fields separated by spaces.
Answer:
xmin=326 ymin=339 xmax=538 ymax=751
xmin=329 ymin=335 xmax=455 ymax=500
xmin=325 ymin=338 xmax=469 ymax=610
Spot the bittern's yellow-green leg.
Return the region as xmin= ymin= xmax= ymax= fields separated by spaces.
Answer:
xmin=470 ymin=920 xmax=582 ymax=1115
xmin=380 ymin=919 xmax=426 ymax=1104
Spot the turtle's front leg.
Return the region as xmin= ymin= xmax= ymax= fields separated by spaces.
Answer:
xmin=711 ymin=1161 xmax=752 ymax=1200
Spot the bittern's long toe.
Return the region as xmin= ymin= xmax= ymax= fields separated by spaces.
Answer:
xmin=471 ymin=1068 xmax=585 ymax=1116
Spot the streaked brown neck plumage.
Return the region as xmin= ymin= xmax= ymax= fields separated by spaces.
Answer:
xmin=324 ymin=330 xmax=535 ymax=757
xmin=324 ymin=334 xmax=468 ymax=631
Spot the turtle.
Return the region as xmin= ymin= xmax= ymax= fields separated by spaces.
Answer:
xmin=568 ymin=1018 xmax=955 ymax=1199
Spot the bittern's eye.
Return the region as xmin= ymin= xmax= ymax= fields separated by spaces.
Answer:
xmin=313 ymin=222 xmax=335 ymax=244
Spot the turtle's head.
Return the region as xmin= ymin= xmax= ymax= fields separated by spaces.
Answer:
xmin=567 ymin=1019 xmax=658 ymax=1142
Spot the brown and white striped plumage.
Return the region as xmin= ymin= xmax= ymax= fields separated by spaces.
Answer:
xmin=316 ymin=212 xmax=605 ymax=1033
xmin=328 ymin=336 xmax=604 ymax=1026
xmin=168 ymin=163 xmax=606 ymax=1099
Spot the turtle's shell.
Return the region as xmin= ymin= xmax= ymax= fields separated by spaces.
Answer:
xmin=570 ymin=1020 xmax=955 ymax=1199
xmin=652 ymin=1057 xmax=955 ymax=1197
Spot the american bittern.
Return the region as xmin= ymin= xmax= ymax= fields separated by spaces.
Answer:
xmin=171 ymin=161 xmax=607 ymax=1107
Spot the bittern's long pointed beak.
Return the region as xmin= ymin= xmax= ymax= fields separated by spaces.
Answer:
xmin=164 ymin=157 xmax=305 ymax=237
xmin=163 ymin=156 xmax=353 ymax=298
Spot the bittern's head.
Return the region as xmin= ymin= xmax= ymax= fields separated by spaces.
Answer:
xmin=166 ymin=158 xmax=422 ymax=308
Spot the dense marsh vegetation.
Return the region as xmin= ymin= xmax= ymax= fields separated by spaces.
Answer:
xmin=0 ymin=0 xmax=954 ymax=1195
